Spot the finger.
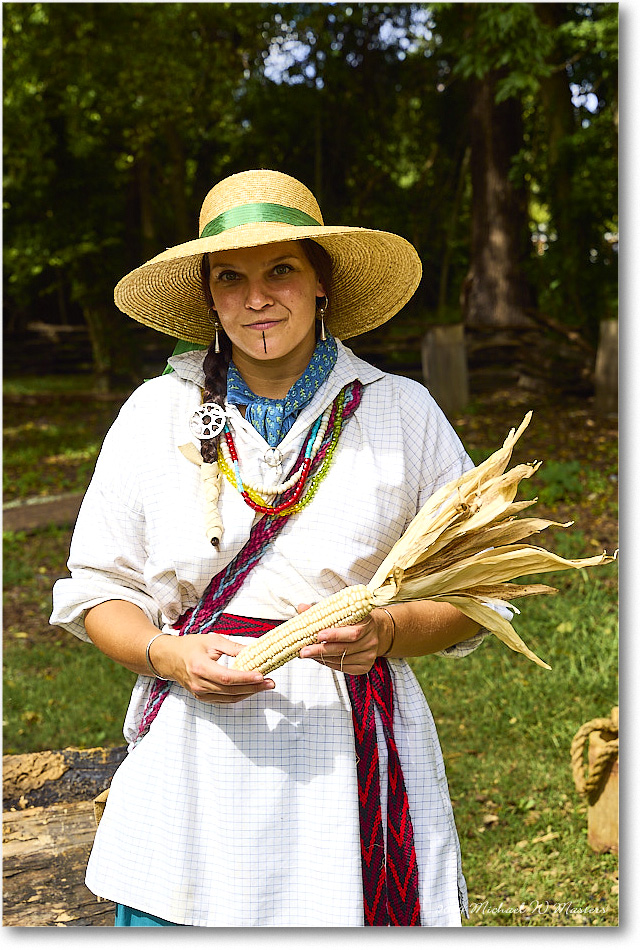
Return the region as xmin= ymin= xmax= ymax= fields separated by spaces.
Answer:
xmin=303 ymin=647 xmax=375 ymax=671
xmin=201 ymin=634 xmax=247 ymax=658
xmin=198 ymin=687 xmax=271 ymax=705
xmin=191 ymin=677 xmax=275 ymax=700
xmin=300 ymin=636 xmax=374 ymax=659
xmin=314 ymin=622 xmax=371 ymax=645
xmin=296 ymin=602 xmax=314 ymax=613
xmin=191 ymin=660 xmax=274 ymax=690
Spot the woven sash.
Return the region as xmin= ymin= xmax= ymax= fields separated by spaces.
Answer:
xmin=213 ymin=612 xmax=422 ymax=927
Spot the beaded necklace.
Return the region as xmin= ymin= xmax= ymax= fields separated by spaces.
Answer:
xmin=218 ymin=387 xmax=346 ymax=517
xmin=218 ymin=404 xmax=332 ymax=503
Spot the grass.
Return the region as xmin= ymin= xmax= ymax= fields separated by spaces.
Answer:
xmin=3 ymin=375 xmax=126 ymax=501
xmin=3 ymin=525 xmax=136 ymax=752
xmin=3 ymin=638 xmax=136 ymax=752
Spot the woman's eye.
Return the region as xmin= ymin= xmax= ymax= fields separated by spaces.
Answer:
xmin=273 ymin=263 xmax=293 ymax=276
xmin=215 ymin=270 xmax=239 ymax=283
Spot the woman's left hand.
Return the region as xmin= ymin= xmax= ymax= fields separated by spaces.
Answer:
xmin=297 ymin=605 xmax=392 ymax=675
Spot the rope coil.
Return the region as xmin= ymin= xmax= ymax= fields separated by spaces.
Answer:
xmin=570 ymin=706 xmax=618 ymax=801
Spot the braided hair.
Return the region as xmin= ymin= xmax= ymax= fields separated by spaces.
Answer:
xmin=198 ymin=239 xmax=333 ymax=466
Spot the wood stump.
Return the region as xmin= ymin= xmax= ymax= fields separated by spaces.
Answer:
xmin=587 ymin=728 xmax=619 ymax=854
xmin=421 ymin=324 xmax=469 ymax=418
xmin=571 ymin=707 xmax=618 ymax=856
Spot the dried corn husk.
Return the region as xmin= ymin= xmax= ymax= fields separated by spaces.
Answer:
xmin=233 ymin=411 xmax=615 ymax=673
xmin=366 ymin=411 xmax=614 ymax=668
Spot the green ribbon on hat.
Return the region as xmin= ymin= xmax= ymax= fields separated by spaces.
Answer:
xmin=200 ymin=202 xmax=322 ymax=238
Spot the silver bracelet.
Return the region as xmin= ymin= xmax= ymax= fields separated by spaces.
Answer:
xmin=379 ymin=607 xmax=396 ymax=657
xmin=145 ymin=633 xmax=171 ymax=680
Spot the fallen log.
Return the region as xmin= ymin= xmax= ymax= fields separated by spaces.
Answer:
xmin=3 ymin=746 xmax=126 ymax=927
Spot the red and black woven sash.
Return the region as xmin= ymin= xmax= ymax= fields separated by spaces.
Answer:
xmin=216 ymin=612 xmax=421 ymax=927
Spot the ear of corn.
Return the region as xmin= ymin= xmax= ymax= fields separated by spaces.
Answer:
xmin=231 ymin=584 xmax=374 ymax=674
xmin=229 ymin=413 xmax=616 ymax=673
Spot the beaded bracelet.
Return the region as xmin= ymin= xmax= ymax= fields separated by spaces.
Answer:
xmin=145 ymin=633 xmax=171 ymax=680
xmin=379 ymin=607 xmax=396 ymax=657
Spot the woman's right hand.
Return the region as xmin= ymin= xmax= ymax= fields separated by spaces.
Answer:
xmin=150 ymin=633 xmax=275 ymax=704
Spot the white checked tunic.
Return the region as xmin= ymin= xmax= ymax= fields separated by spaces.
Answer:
xmin=51 ymin=341 xmax=486 ymax=927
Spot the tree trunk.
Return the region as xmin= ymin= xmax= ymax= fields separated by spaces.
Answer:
xmin=165 ymin=124 xmax=190 ymax=242
xmin=438 ymin=146 xmax=470 ymax=319
xmin=82 ymin=301 xmax=137 ymax=392
xmin=536 ymin=3 xmax=585 ymax=324
xmin=137 ymin=147 xmax=156 ymax=261
xmin=594 ymin=319 xmax=618 ymax=414
xmin=462 ymin=73 xmax=534 ymax=327
xmin=83 ymin=302 xmax=114 ymax=392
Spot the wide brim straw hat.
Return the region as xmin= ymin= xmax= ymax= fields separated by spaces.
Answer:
xmin=114 ymin=169 xmax=422 ymax=343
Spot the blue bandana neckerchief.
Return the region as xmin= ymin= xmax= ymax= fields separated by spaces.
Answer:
xmin=226 ymin=334 xmax=338 ymax=447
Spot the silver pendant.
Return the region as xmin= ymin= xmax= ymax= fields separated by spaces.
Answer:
xmin=190 ymin=403 xmax=227 ymax=440
xmin=264 ymin=447 xmax=283 ymax=467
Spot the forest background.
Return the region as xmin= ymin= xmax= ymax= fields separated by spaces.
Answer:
xmin=3 ymin=0 xmax=620 ymax=929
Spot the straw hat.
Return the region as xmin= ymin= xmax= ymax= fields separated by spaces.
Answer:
xmin=114 ymin=169 xmax=422 ymax=343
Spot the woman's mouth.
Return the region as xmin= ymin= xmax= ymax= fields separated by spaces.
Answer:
xmin=246 ymin=319 xmax=282 ymax=332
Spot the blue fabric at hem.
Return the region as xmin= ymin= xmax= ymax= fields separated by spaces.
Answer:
xmin=115 ymin=903 xmax=184 ymax=927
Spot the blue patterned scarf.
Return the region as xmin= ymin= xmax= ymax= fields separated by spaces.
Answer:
xmin=226 ymin=334 xmax=338 ymax=447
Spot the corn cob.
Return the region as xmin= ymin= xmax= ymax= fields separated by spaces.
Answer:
xmin=231 ymin=584 xmax=374 ymax=674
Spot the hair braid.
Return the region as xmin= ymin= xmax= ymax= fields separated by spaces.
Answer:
xmin=200 ymin=254 xmax=231 ymax=464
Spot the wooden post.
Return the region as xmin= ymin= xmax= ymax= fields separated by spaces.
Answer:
xmin=587 ymin=707 xmax=619 ymax=854
xmin=421 ymin=324 xmax=469 ymax=418
xmin=587 ymin=733 xmax=618 ymax=853
xmin=571 ymin=706 xmax=619 ymax=855
xmin=594 ymin=319 xmax=618 ymax=414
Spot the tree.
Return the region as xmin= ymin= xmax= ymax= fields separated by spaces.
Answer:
xmin=3 ymin=2 xmax=618 ymax=384
xmin=3 ymin=2 xmax=271 ymax=386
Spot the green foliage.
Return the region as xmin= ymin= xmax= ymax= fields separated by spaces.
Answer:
xmin=3 ymin=2 xmax=618 ymax=370
xmin=443 ymin=2 xmax=555 ymax=100
xmin=523 ymin=460 xmax=583 ymax=505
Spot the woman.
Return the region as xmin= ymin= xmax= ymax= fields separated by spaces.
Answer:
xmin=51 ymin=169 xmax=496 ymax=927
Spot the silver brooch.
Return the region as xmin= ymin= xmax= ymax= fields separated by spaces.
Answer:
xmin=264 ymin=447 xmax=283 ymax=467
xmin=189 ymin=403 xmax=227 ymax=440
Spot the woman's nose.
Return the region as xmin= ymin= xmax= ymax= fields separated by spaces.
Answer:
xmin=245 ymin=278 xmax=273 ymax=310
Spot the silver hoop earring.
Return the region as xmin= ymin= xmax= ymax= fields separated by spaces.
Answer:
xmin=316 ymin=295 xmax=328 ymax=342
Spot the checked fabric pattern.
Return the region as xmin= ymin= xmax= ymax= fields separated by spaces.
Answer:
xmin=197 ymin=613 xmax=423 ymax=928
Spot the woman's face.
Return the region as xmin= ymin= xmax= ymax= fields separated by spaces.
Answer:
xmin=207 ymin=241 xmax=325 ymax=363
